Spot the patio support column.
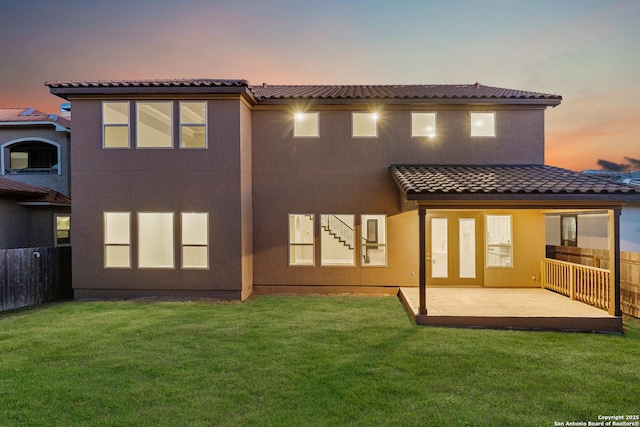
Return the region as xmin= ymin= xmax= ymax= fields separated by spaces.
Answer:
xmin=608 ymin=208 xmax=622 ymax=316
xmin=419 ymin=207 xmax=427 ymax=315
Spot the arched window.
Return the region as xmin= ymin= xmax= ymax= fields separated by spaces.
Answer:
xmin=2 ymin=139 xmax=60 ymax=175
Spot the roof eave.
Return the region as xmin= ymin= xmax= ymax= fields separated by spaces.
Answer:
xmin=48 ymin=85 xmax=257 ymax=104
xmin=254 ymin=97 xmax=561 ymax=107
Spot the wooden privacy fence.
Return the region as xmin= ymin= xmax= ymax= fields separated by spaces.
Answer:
xmin=541 ymin=258 xmax=610 ymax=311
xmin=0 ymin=247 xmax=72 ymax=312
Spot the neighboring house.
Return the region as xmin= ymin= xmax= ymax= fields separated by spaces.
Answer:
xmin=0 ymin=177 xmax=71 ymax=249
xmin=546 ymin=170 xmax=640 ymax=253
xmin=45 ymin=79 xmax=640 ymax=315
xmin=0 ymin=108 xmax=71 ymax=196
xmin=0 ymin=108 xmax=72 ymax=250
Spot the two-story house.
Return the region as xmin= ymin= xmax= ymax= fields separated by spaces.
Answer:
xmin=45 ymin=79 xmax=639 ymax=320
xmin=0 ymin=108 xmax=71 ymax=249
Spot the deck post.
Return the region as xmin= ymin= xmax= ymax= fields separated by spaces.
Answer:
xmin=419 ymin=207 xmax=427 ymax=316
xmin=608 ymin=209 xmax=622 ymax=316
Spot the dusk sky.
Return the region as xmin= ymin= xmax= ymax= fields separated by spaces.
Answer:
xmin=1 ymin=0 xmax=638 ymax=171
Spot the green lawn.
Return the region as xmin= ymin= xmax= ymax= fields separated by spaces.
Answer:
xmin=1 ymin=296 xmax=639 ymax=427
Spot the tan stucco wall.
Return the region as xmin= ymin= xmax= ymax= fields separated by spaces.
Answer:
xmin=483 ymin=210 xmax=546 ymax=287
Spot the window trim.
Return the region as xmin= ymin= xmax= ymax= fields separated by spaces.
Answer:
xmin=136 ymin=101 xmax=174 ymax=149
xmin=179 ymin=101 xmax=208 ymax=149
xmin=351 ymin=112 xmax=378 ymax=138
xmin=54 ymin=213 xmax=71 ymax=247
xmin=320 ymin=214 xmax=356 ymax=267
xmin=137 ymin=212 xmax=175 ymax=269
xmin=293 ymin=112 xmax=320 ymax=138
xmin=1 ymin=138 xmax=62 ymax=176
xmin=104 ymin=211 xmax=132 ymax=269
xmin=561 ymin=215 xmax=578 ymax=247
xmin=411 ymin=112 xmax=437 ymax=138
xmin=486 ymin=214 xmax=513 ymax=268
xmin=470 ymin=112 xmax=496 ymax=138
xmin=288 ymin=214 xmax=315 ymax=266
xmin=181 ymin=212 xmax=209 ymax=269
xmin=102 ymin=101 xmax=130 ymax=149
xmin=361 ymin=214 xmax=387 ymax=267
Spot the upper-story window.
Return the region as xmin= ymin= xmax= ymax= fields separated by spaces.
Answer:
xmin=137 ymin=102 xmax=173 ymax=148
xmin=470 ymin=112 xmax=496 ymax=137
xmin=103 ymin=102 xmax=130 ymax=148
xmin=180 ymin=102 xmax=207 ymax=148
xmin=352 ymin=112 xmax=378 ymax=138
xmin=411 ymin=112 xmax=436 ymax=138
xmin=293 ymin=112 xmax=319 ymax=137
xmin=4 ymin=141 xmax=59 ymax=174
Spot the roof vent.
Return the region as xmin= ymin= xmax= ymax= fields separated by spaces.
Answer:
xmin=60 ymin=103 xmax=71 ymax=118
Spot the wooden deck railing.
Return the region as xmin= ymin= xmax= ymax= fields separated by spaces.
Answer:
xmin=541 ymin=258 xmax=610 ymax=311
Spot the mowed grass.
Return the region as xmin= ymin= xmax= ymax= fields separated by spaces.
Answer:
xmin=1 ymin=296 xmax=639 ymax=427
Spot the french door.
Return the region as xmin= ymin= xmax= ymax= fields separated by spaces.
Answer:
xmin=427 ymin=212 xmax=484 ymax=286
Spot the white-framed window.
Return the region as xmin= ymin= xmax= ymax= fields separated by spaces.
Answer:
xmin=321 ymin=214 xmax=355 ymax=266
xmin=470 ymin=112 xmax=496 ymax=137
xmin=361 ymin=214 xmax=386 ymax=266
xmin=294 ymin=112 xmax=319 ymax=137
xmin=104 ymin=212 xmax=131 ymax=268
xmin=352 ymin=112 xmax=378 ymax=138
xmin=289 ymin=214 xmax=314 ymax=266
xmin=102 ymin=102 xmax=130 ymax=148
xmin=54 ymin=214 xmax=71 ymax=247
xmin=137 ymin=102 xmax=173 ymax=148
xmin=411 ymin=112 xmax=436 ymax=138
xmin=486 ymin=214 xmax=512 ymax=267
xmin=138 ymin=212 xmax=175 ymax=268
xmin=182 ymin=212 xmax=209 ymax=269
xmin=180 ymin=102 xmax=207 ymax=148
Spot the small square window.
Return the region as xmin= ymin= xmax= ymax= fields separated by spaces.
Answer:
xmin=294 ymin=112 xmax=319 ymax=137
xmin=352 ymin=112 xmax=378 ymax=138
xmin=411 ymin=112 xmax=436 ymax=138
xmin=470 ymin=112 xmax=496 ymax=137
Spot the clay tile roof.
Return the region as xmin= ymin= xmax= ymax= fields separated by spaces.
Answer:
xmin=0 ymin=107 xmax=70 ymax=129
xmin=45 ymin=79 xmax=249 ymax=89
xmin=0 ymin=177 xmax=71 ymax=205
xmin=0 ymin=177 xmax=50 ymax=197
xmin=250 ymin=83 xmax=561 ymax=102
xmin=391 ymin=165 xmax=640 ymax=200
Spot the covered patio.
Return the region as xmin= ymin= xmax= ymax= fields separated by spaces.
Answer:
xmin=399 ymin=287 xmax=622 ymax=332
xmin=391 ymin=165 xmax=640 ymax=332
